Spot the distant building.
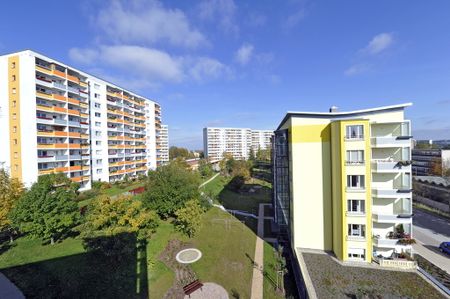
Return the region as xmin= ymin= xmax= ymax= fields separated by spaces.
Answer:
xmin=158 ymin=125 xmax=169 ymax=165
xmin=412 ymin=149 xmax=450 ymax=176
xmin=203 ymin=127 xmax=273 ymax=161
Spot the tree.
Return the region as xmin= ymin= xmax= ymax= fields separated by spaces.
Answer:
xmin=175 ymin=199 xmax=203 ymax=237
xmin=169 ymin=146 xmax=195 ymax=160
xmin=249 ymin=148 xmax=256 ymax=161
xmin=143 ymin=161 xmax=201 ymax=218
xmin=274 ymin=245 xmax=288 ymax=294
xmin=78 ymin=195 xmax=158 ymax=239
xmin=10 ymin=173 xmax=80 ymax=244
xmin=0 ymin=169 xmax=24 ymax=243
xmin=198 ymin=159 xmax=213 ymax=178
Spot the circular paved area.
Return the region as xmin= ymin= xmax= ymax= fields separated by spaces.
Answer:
xmin=184 ymin=283 xmax=228 ymax=299
xmin=176 ymin=248 xmax=202 ymax=264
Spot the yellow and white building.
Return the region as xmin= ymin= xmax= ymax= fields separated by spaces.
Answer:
xmin=0 ymin=50 xmax=165 ymax=189
xmin=273 ymin=103 xmax=413 ymax=263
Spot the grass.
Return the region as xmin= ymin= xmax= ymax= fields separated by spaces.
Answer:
xmin=200 ymin=174 xmax=230 ymax=197
xmin=147 ymin=207 xmax=257 ymax=298
xmin=263 ymin=241 xmax=284 ymax=299
xmin=77 ymin=181 xmax=145 ymax=208
xmin=303 ymin=252 xmax=444 ymax=299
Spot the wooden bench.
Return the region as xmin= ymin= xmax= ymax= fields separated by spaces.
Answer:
xmin=183 ymin=280 xmax=203 ymax=297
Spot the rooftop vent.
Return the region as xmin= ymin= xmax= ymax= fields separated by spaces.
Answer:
xmin=329 ymin=106 xmax=339 ymax=113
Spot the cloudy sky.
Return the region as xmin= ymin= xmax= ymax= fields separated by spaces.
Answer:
xmin=1 ymin=0 xmax=450 ymax=148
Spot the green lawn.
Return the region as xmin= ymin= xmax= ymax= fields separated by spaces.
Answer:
xmin=200 ymin=174 xmax=230 ymax=197
xmin=77 ymin=181 xmax=145 ymax=207
xmin=263 ymin=241 xmax=284 ymax=299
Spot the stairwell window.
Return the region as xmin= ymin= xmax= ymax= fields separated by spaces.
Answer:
xmin=345 ymin=125 xmax=364 ymax=140
xmin=347 ymin=199 xmax=365 ymax=214
xmin=346 ymin=150 xmax=364 ymax=165
xmin=347 ymin=175 xmax=365 ymax=190
xmin=348 ymin=224 xmax=366 ymax=238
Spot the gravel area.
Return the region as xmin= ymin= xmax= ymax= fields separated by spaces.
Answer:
xmin=302 ymin=253 xmax=445 ymax=299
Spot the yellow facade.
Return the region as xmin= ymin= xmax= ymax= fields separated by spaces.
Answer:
xmin=8 ymin=56 xmax=22 ymax=181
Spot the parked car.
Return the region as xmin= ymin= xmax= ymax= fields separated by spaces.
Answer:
xmin=439 ymin=242 xmax=450 ymax=255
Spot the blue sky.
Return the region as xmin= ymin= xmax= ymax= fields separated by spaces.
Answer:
xmin=1 ymin=0 xmax=450 ymax=149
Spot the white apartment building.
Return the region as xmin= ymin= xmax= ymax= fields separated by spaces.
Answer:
xmin=203 ymin=127 xmax=273 ymax=161
xmin=158 ymin=124 xmax=169 ymax=165
xmin=0 ymin=50 xmax=165 ymax=190
xmin=252 ymin=130 xmax=274 ymax=151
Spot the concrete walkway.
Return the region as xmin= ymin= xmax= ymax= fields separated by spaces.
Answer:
xmin=199 ymin=173 xmax=220 ymax=188
xmin=250 ymin=203 xmax=270 ymax=299
xmin=0 ymin=273 xmax=24 ymax=299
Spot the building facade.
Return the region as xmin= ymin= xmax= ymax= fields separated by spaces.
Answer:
xmin=412 ymin=149 xmax=450 ymax=176
xmin=273 ymin=104 xmax=413 ymax=263
xmin=203 ymin=127 xmax=273 ymax=161
xmin=0 ymin=50 xmax=164 ymax=190
xmin=158 ymin=124 xmax=170 ymax=165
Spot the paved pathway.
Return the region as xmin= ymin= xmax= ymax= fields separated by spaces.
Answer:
xmin=184 ymin=282 xmax=229 ymax=299
xmin=250 ymin=203 xmax=271 ymax=299
xmin=0 ymin=273 xmax=25 ymax=299
xmin=199 ymin=173 xmax=220 ymax=188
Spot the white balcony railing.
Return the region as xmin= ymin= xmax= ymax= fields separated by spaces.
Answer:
xmin=371 ymin=160 xmax=411 ymax=173
xmin=371 ymin=137 xmax=412 ymax=148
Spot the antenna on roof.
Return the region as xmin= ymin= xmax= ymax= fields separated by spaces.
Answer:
xmin=329 ymin=106 xmax=339 ymax=113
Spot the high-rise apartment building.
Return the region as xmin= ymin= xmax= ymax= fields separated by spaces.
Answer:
xmin=273 ymin=104 xmax=413 ymax=264
xmin=251 ymin=130 xmax=274 ymax=151
xmin=0 ymin=50 xmax=164 ymax=190
xmin=203 ymin=127 xmax=273 ymax=161
xmin=158 ymin=124 xmax=170 ymax=165
xmin=412 ymin=149 xmax=450 ymax=176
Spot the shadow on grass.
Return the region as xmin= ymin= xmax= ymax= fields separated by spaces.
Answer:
xmin=1 ymin=233 xmax=148 ymax=299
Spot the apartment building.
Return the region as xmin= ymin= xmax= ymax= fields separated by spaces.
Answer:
xmin=203 ymin=127 xmax=273 ymax=161
xmin=0 ymin=50 xmax=164 ymax=190
xmin=251 ymin=130 xmax=274 ymax=151
xmin=273 ymin=103 xmax=413 ymax=264
xmin=158 ymin=124 xmax=170 ymax=165
xmin=412 ymin=149 xmax=450 ymax=176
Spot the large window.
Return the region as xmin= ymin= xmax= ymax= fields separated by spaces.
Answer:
xmin=348 ymin=248 xmax=365 ymax=260
xmin=348 ymin=224 xmax=366 ymax=238
xmin=347 ymin=175 xmax=365 ymax=189
xmin=346 ymin=150 xmax=364 ymax=165
xmin=346 ymin=125 xmax=364 ymax=140
xmin=347 ymin=199 xmax=365 ymax=213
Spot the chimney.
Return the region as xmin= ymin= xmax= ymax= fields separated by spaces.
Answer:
xmin=329 ymin=106 xmax=338 ymax=113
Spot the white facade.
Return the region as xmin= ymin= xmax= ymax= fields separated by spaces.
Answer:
xmin=203 ymin=127 xmax=273 ymax=161
xmin=0 ymin=50 xmax=164 ymax=190
xmin=159 ymin=125 xmax=169 ymax=164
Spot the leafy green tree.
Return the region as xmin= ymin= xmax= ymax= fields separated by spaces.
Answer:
xmin=144 ymin=161 xmax=201 ymax=218
xmin=78 ymin=195 xmax=158 ymax=239
xmin=10 ymin=173 xmax=80 ymax=244
xmin=175 ymin=199 xmax=203 ymax=237
xmin=0 ymin=169 xmax=24 ymax=243
xmin=249 ymin=148 xmax=256 ymax=161
xmin=198 ymin=159 xmax=213 ymax=178
xmin=169 ymin=146 xmax=195 ymax=159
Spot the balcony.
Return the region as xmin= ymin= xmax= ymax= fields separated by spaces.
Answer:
xmin=372 ymin=213 xmax=413 ymax=224
xmin=371 ymin=160 xmax=412 ymax=173
xmin=372 ymin=187 xmax=412 ymax=198
xmin=53 ymin=82 xmax=66 ymax=90
xmin=37 ymin=143 xmax=67 ymax=149
xmin=371 ymin=137 xmax=412 ymax=148
xmin=37 ymin=155 xmax=68 ymax=162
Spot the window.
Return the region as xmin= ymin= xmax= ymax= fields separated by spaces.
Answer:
xmin=95 ymin=131 xmax=101 ymax=137
xmin=96 ymin=150 xmax=102 ymax=155
xmin=346 ymin=125 xmax=364 ymax=139
xmin=95 ymin=112 xmax=101 ymax=117
xmin=12 ymin=126 xmax=17 ymax=133
xmin=94 ymin=83 xmax=100 ymax=89
xmin=347 ymin=200 xmax=365 ymax=213
xmin=95 ymin=121 xmax=101 ymax=127
xmin=348 ymin=224 xmax=366 ymax=238
xmin=346 ymin=150 xmax=364 ymax=164
xmin=11 ymin=75 xmax=16 ymax=81
xmin=94 ymin=93 xmax=100 ymax=99
xmin=13 ymin=139 xmax=18 ymax=145
xmin=94 ymin=102 xmax=101 ymax=108
xmin=96 ymin=169 xmax=103 ymax=174
xmin=11 ymin=62 xmax=15 ymax=69
xmin=14 ymin=152 xmax=18 ymax=158
xmin=96 ymin=141 xmax=101 ymax=145
xmin=14 ymin=164 xmax=18 ymax=171
xmin=12 ymin=88 xmax=16 ymax=94
xmin=12 ymin=100 xmax=16 ymax=107
xmin=347 ymin=175 xmax=365 ymax=189
xmin=96 ymin=159 xmax=102 ymax=164
xmin=348 ymin=249 xmax=365 ymax=260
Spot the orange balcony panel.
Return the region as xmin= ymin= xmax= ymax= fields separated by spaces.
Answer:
xmin=67 ymin=74 xmax=79 ymax=83
xmin=71 ymin=176 xmax=82 ymax=182
xmin=68 ymin=132 xmax=81 ymax=138
xmin=68 ymin=109 xmax=80 ymax=116
xmin=80 ymin=134 xmax=89 ymax=139
xmin=70 ymin=166 xmax=82 ymax=171
xmin=53 ymin=94 xmax=67 ymax=102
xmin=38 ymin=169 xmax=54 ymax=175
xmin=36 ymin=91 xmax=53 ymax=100
xmin=53 ymin=69 xmax=66 ymax=78
xmin=79 ymin=81 xmax=88 ymax=87
xmin=54 ymin=106 xmax=67 ymax=113
xmin=36 ymin=65 xmax=52 ymax=75
xmin=55 ymin=166 xmax=69 ymax=172
xmin=68 ymin=98 xmax=80 ymax=105
xmin=69 ymin=144 xmax=81 ymax=149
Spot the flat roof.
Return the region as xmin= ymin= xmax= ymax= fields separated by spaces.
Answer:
xmin=0 ymin=49 xmax=159 ymax=105
xmin=277 ymin=103 xmax=412 ymax=130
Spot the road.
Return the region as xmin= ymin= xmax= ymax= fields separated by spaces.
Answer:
xmin=413 ymin=208 xmax=450 ymax=273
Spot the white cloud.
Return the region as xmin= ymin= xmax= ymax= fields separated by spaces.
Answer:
xmin=363 ymin=33 xmax=394 ymax=55
xmin=96 ymin=0 xmax=207 ymax=48
xmin=235 ymin=43 xmax=254 ymax=65
xmin=344 ymin=63 xmax=371 ymax=76
xmin=188 ymin=57 xmax=231 ymax=81
xmin=68 ymin=48 xmax=99 ymax=64
xmin=283 ymin=9 xmax=306 ymax=28
xmin=198 ymin=0 xmax=238 ymax=34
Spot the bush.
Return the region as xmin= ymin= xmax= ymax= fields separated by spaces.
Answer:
xmin=100 ymin=182 xmax=112 ymax=190
xmin=175 ymin=200 xmax=204 ymax=237
xmin=92 ymin=181 xmax=103 ymax=190
xmin=77 ymin=189 xmax=100 ymax=201
xmin=227 ymin=175 xmax=246 ymax=191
